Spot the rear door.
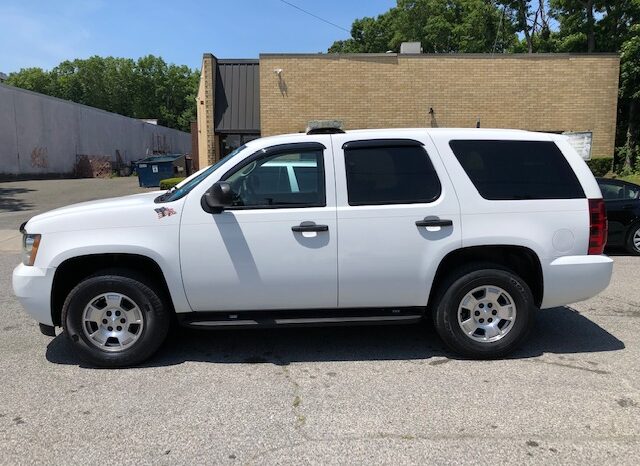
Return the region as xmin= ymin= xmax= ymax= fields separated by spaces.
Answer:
xmin=331 ymin=134 xmax=462 ymax=308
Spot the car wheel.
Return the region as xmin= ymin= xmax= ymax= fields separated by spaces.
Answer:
xmin=433 ymin=264 xmax=535 ymax=359
xmin=626 ymin=223 xmax=640 ymax=255
xmin=62 ymin=269 xmax=170 ymax=367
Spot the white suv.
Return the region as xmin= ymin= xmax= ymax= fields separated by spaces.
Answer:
xmin=13 ymin=128 xmax=613 ymax=367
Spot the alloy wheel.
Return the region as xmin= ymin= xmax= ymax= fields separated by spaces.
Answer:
xmin=81 ymin=293 xmax=144 ymax=351
xmin=457 ymin=285 xmax=517 ymax=343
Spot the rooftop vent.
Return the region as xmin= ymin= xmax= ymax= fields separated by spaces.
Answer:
xmin=400 ymin=42 xmax=422 ymax=54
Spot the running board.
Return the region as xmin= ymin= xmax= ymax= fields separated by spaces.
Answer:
xmin=177 ymin=308 xmax=424 ymax=330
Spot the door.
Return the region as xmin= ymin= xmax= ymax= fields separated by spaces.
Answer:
xmin=598 ymin=179 xmax=632 ymax=245
xmin=180 ymin=140 xmax=338 ymax=311
xmin=331 ymin=135 xmax=462 ymax=308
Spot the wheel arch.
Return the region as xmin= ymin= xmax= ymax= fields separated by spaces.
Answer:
xmin=427 ymin=245 xmax=544 ymax=310
xmin=51 ymin=253 xmax=174 ymax=326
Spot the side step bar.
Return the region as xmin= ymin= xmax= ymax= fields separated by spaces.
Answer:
xmin=178 ymin=308 xmax=424 ymax=330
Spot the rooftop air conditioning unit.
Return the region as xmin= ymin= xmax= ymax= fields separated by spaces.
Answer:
xmin=400 ymin=42 xmax=422 ymax=54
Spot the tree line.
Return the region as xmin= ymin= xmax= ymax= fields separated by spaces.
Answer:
xmin=5 ymin=55 xmax=198 ymax=133
xmin=329 ymin=0 xmax=640 ymax=171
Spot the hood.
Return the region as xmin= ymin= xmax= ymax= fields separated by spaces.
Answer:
xmin=25 ymin=191 xmax=182 ymax=234
xmin=31 ymin=191 xmax=161 ymax=223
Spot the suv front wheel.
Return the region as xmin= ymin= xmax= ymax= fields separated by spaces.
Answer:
xmin=433 ymin=265 xmax=535 ymax=358
xmin=62 ymin=270 xmax=170 ymax=367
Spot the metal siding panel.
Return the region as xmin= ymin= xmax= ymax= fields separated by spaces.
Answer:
xmin=251 ymin=63 xmax=260 ymax=129
xmin=246 ymin=66 xmax=254 ymax=130
xmin=214 ymin=61 xmax=260 ymax=133
xmin=239 ymin=65 xmax=248 ymax=131
xmin=232 ymin=64 xmax=240 ymax=131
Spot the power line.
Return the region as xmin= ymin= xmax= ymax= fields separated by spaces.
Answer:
xmin=278 ymin=0 xmax=351 ymax=33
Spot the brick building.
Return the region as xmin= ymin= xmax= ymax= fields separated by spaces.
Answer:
xmin=195 ymin=51 xmax=619 ymax=169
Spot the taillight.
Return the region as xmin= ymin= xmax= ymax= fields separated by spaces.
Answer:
xmin=588 ymin=198 xmax=607 ymax=255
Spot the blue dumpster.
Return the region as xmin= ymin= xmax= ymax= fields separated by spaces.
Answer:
xmin=135 ymin=154 xmax=186 ymax=188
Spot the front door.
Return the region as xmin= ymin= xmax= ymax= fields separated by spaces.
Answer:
xmin=331 ymin=135 xmax=462 ymax=308
xmin=180 ymin=140 xmax=337 ymax=311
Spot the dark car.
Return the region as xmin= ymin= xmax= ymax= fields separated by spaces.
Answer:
xmin=596 ymin=177 xmax=640 ymax=254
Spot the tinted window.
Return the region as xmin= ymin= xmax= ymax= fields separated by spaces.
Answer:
xmin=224 ymin=150 xmax=324 ymax=208
xmin=344 ymin=144 xmax=441 ymax=205
xmin=449 ymin=140 xmax=585 ymax=200
xmin=625 ymin=183 xmax=640 ymax=200
xmin=598 ymin=180 xmax=624 ymax=200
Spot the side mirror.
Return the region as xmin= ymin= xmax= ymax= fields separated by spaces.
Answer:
xmin=201 ymin=181 xmax=233 ymax=214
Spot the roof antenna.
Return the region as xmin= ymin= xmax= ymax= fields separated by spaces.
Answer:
xmin=476 ymin=117 xmax=481 ymax=128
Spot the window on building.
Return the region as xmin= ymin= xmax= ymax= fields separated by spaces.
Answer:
xmin=221 ymin=134 xmax=260 ymax=157
xmin=224 ymin=149 xmax=325 ymax=208
xmin=344 ymin=143 xmax=441 ymax=206
xmin=449 ymin=140 xmax=585 ymax=200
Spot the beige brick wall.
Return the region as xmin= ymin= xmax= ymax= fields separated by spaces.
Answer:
xmin=259 ymin=54 xmax=620 ymax=158
xmin=196 ymin=54 xmax=217 ymax=169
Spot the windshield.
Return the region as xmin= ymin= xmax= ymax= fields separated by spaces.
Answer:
xmin=156 ymin=145 xmax=247 ymax=203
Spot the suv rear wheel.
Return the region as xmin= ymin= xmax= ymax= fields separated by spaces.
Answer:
xmin=433 ymin=265 xmax=534 ymax=358
xmin=62 ymin=270 xmax=170 ymax=367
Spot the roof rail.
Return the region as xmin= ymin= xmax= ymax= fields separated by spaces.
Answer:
xmin=307 ymin=127 xmax=345 ymax=135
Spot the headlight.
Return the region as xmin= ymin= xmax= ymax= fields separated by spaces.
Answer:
xmin=22 ymin=234 xmax=41 ymax=266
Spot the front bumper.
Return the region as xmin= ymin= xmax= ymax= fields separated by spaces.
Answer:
xmin=541 ymin=255 xmax=613 ymax=309
xmin=12 ymin=263 xmax=56 ymax=326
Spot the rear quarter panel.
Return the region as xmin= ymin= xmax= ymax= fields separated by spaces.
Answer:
xmin=428 ymin=131 xmax=600 ymax=308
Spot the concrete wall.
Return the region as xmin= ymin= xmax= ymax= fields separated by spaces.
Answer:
xmin=0 ymin=83 xmax=191 ymax=177
xmin=259 ymin=53 xmax=620 ymax=158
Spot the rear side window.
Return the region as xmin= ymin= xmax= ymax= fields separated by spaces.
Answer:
xmin=449 ymin=140 xmax=585 ymax=200
xmin=344 ymin=144 xmax=441 ymax=205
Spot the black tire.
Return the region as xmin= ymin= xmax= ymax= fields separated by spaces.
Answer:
xmin=433 ymin=263 xmax=535 ymax=359
xmin=62 ymin=269 xmax=170 ymax=367
xmin=626 ymin=222 xmax=640 ymax=256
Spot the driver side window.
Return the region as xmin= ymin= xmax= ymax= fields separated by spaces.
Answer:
xmin=223 ymin=149 xmax=325 ymax=208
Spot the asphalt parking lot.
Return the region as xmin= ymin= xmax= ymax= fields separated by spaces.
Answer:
xmin=0 ymin=179 xmax=639 ymax=464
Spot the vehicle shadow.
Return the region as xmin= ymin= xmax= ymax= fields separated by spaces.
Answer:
xmin=0 ymin=187 xmax=35 ymax=212
xmin=45 ymin=305 xmax=625 ymax=368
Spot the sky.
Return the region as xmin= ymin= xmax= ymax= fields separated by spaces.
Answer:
xmin=0 ymin=0 xmax=396 ymax=74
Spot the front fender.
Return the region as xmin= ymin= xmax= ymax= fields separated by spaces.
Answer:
xmin=39 ymin=227 xmax=192 ymax=314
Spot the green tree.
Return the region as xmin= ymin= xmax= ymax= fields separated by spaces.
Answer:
xmin=329 ymin=0 xmax=517 ymax=54
xmin=549 ymin=0 xmax=599 ymax=52
xmin=620 ymin=25 xmax=640 ymax=169
xmin=5 ymin=55 xmax=198 ymax=132
xmin=4 ymin=67 xmax=55 ymax=94
xmin=497 ymin=1 xmax=555 ymax=53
